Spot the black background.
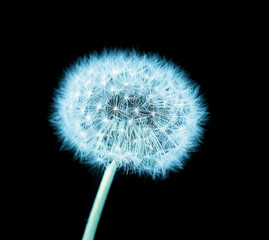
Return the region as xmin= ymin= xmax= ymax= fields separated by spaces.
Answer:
xmin=16 ymin=11 xmax=247 ymax=240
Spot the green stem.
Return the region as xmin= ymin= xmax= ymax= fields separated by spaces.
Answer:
xmin=82 ymin=160 xmax=117 ymax=240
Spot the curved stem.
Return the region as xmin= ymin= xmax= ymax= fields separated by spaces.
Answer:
xmin=82 ymin=160 xmax=117 ymax=240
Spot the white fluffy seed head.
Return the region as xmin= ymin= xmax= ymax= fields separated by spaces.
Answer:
xmin=50 ymin=49 xmax=208 ymax=179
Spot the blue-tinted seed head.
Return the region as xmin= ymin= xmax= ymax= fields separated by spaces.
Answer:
xmin=50 ymin=49 xmax=208 ymax=179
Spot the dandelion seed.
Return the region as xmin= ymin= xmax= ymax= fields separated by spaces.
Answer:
xmin=103 ymin=117 xmax=109 ymax=123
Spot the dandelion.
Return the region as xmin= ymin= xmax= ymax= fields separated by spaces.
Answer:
xmin=50 ymin=49 xmax=208 ymax=239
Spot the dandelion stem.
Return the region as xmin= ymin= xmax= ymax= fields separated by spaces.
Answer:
xmin=82 ymin=160 xmax=117 ymax=240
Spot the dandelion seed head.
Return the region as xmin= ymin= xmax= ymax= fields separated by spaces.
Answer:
xmin=50 ymin=49 xmax=208 ymax=179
